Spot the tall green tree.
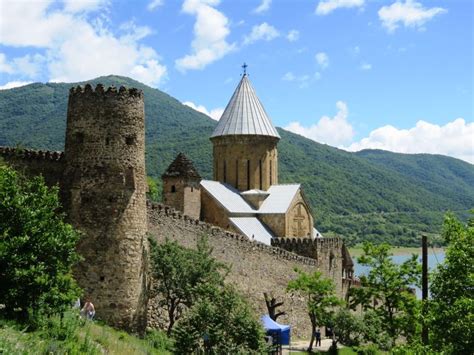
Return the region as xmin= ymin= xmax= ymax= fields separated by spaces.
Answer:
xmin=349 ymin=243 xmax=421 ymax=348
xmin=149 ymin=236 xmax=227 ymax=335
xmin=287 ymin=270 xmax=341 ymax=352
xmin=0 ymin=164 xmax=81 ymax=326
xmin=429 ymin=212 xmax=474 ymax=354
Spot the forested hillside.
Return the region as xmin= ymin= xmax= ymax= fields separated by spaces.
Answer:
xmin=1 ymin=75 xmax=473 ymax=246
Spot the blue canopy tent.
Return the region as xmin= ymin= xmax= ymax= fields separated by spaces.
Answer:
xmin=261 ymin=315 xmax=291 ymax=345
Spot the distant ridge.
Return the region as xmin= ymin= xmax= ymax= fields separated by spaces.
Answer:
xmin=1 ymin=75 xmax=473 ymax=246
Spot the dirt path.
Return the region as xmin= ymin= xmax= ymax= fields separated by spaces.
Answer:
xmin=283 ymin=338 xmax=342 ymax=354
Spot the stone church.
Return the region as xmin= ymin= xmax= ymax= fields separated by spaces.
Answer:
xmin=163 ymin=73 xmax=323 ymax=245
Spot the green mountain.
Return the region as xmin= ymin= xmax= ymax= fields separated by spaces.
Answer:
xmin=1 ymin=75 xmax=472 ymax=246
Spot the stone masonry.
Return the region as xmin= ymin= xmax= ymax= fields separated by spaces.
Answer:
xmin=147 ymin=202 xmax=317 ymax=338
xmin=162 ymin=153 xmax=201 ymax=220
xmin=211 ymin=135 xmax=279 ymax=191
xmin=62 ymin=84 xmax=149 ymax=332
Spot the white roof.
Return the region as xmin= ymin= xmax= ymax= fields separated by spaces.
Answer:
xmin=211 ymin=75 xmax=280 ymax=138
xmin=258 ymin=184 xmax=300 ymax=214
xmin=200 ymin=180 xmax=255 ymax=214
xmin=200 ymin=180 xmax=300 ymax=215
xmin=229 ymin=217 xmax=275 ymax=245
xmin=314 ymin=228 xmax=323 ymax=238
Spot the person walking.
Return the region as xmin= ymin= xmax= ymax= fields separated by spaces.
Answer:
xmin=315 ymin=328 xmax=321 ymax=347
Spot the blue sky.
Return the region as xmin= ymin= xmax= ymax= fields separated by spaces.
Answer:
xmin=0 ymin=0 xmax=472 ymax=162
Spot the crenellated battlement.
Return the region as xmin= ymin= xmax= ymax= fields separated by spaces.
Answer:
xmin=0 ymin=146 xmax=64 ymax=162
xmin=68 ymin=83 xmax=143 ymax=98
xmin=271 ymin=236 xmax=342 ymax=251
xmin=146 ymin=200 xmax=319 ymax=267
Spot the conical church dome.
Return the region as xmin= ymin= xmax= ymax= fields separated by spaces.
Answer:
xmin=211 ymin=74 xmax=280 ymax=139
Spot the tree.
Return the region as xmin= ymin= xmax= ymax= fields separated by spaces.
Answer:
xmin=0 ymin=165 xmax=81 ymax=326
xmin=149 ymin=236 xmax=227 ymax=335
xmin=349 ymin=243 xmax=421 ymax=348
xmin=173 ymin=284 xmax=266 ymax=354
xmin=287 ymin=270 xmax=342 ymax=352
xmin=327 ymin=308 xmax=364 ymax=347
xmin=146 ymin=176 xmax=161 ymax=202
xmin=429 ymin=212 xmax=474 ymax=354
xmin=263 ymin=292 xmax=285 ymax=321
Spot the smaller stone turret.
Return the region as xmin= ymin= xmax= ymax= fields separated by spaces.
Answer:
xmin=162 ymin=153 xmax=201 ymax=220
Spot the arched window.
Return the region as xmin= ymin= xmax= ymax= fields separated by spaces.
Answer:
xmin=171 ymin=185 xmax=176 ymax=193
xmin=259 ymin=160 xmax=262 ymax=189
xmin=270 ymin=160 xmax=273 ymax=186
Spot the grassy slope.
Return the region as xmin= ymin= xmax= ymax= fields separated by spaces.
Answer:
xmin=0 ymin=319 xmax=171 ymax=355
xmin=1 ymin=75 xmax=473 ymax=246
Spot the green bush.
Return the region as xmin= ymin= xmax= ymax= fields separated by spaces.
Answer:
xmin=353 ymin=344 xmax=380 ymax=355
xmin=173 ymin=284 xmax=266 ymax=354
xmin=145 ymin=329 xmax=175 ymax=351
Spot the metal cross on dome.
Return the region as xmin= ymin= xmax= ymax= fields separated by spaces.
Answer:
xmin=242 ymin=62 xmax=248 ymax=75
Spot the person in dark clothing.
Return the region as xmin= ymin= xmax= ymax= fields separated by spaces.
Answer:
xmin=315 ymin=328 xmax=321 ymax=347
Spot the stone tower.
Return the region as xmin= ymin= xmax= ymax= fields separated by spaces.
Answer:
xmin=62 ymin=84 xmax=148 ymax=332
xmin=210 ymin=73 xmax=280 ymax=192
xmin=162 ymin=152 xmax=201 ymax=220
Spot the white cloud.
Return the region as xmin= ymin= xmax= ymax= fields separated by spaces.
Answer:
xmin=282 ymin=72 xmax=296 ymax=81
xmin=183 ymin=101 xmax=224 ymax=121
xmin=360 ymin=62 xmax=371 ymax=70
xmin=284 ymin=101 xmax=354 ymax=146
xmin=175 ymin=0 xmax=235 ymax=72
xmin=0 ymin=53 xmax=14 ymax=74
xmin=351 ymin=45 xmax=360 ymax=56
xmin=282 ymin=71 xmax=313 ymax=88
xmin=147 ymin=0 xmax=164 ymax=11
xmin=0 ymin=1 xmax=75 ymax=47
xmin=286 ymin=30 xmax=299 ymax=42
xmin=0 ymin=81 xmax=33 ymax=90
xmin=315 ymin=52 xmax=329 ymax=69
xmin=63 ymin=0 xmax=107 ymax=13
xmin=316 ymin=0 xmax=365 ymax=15
xmin=378 ymin=0 xmax=447 ymax=33
xmin=243 ymin=22 xmax=279 ymax=45
xmin=0 ymin=1 xmax=167 ymax=87
xmin=13 ymin=54 xmax=46 ymax=78
xmin=254 ymin=0 xmax=272 ymax=14
xmin=48 ymin=22 xmax=166 ymax=86
xmin=0 ymin=52 xmax=46 ymax=79
xmin=346 ymin=119 xmax=474 ymax=164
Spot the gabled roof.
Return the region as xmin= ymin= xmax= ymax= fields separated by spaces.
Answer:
xmin=229 ymin=217 xmax=275 ymax=245
xmin=258 ymin=184 xmax=301 ymax=214
xmin=200 ymin=180 xmax=300 ymax=215
xmin=162 ymin=153 xmax=201 ymax=179
xmin=211 ymin=75 xmax=280 ymax=139
xmin=200 ymin=180 xmax=255 ymax=214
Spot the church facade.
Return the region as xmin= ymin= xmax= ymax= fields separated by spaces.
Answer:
xmin=163 ymin=73 xmax=322 ymax=245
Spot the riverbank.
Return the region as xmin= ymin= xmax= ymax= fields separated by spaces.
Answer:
xmin=349 ymin=246 xmax=445 ymax=258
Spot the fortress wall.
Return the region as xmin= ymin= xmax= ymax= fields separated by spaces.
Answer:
xmin=0 ymin=147 xmax=65 ymax=188
xmin=147 ymin=202 xmax=339 ymax=338
xmin=272 ymin=237 xmax=344 ymax=296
